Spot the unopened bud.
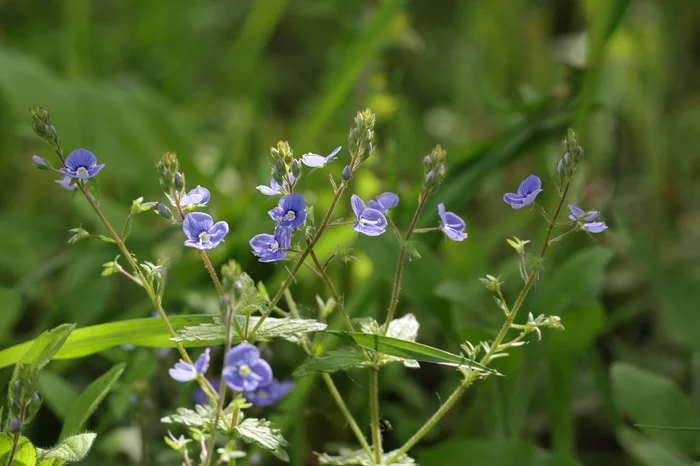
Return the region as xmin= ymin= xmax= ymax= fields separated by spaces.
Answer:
xmin=291 ymin=159 xmax=301 ymax=178
xmin=32 ymin=155 xmax=51 ymax=170
xmin=156 ymin=203 xmax=173 ymax=219
xmin=9 ymin=418 xmax=21 ymax=433
xmin=341 ymin=165 xmax=352 ymax=182
xmin=174 ymin=172 xmax=185 ymax=192
xmin=423 ymin=155 xmax=431 ymax=171
xmin=363 ymin=129 xmax=371 ymax=142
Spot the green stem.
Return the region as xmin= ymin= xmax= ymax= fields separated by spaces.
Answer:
xmin=382 ymin=192 xmax=429 ymax=331
xmin=385 ymin=181 xmax=572 ymax=465
xmin=5 ymin=404 xmax=25 ymax=466
xmin=322 ymin=373 xmax=374 ymax=459
xmin=309 ymin=250 xmax=354 ymax=332
xmin=369 ymin=368 xmax=382 ymax=464
xmin=200 ymin=250 xmax=224 ymax=297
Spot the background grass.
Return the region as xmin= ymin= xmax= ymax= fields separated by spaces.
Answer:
xmin=1 ymin=0 xmax=700 ymax=465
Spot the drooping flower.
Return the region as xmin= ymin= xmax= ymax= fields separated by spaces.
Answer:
xmin=268 ymin=193 xmax=307 ymax=229
xmin=301 ymin=146 xmax=342 ymax=168
xmin=222 ymin=343 xmax=273 ymax=392
xmin=568 ymin=205 xmax=607 ymax=233
xmin=250 ymin=226 xmax=291 ymax=262
xmin=169 ymin=348 xmax=211 ymax=382
xmin=351 ymin=195 xmax=387 ymax=236
xmin=55 ymin=175 xmax=76 ymax=191
xmin=174 ymin=186 xmax=210 ymax=208
xmin=256 ymin=174 xmax=295 ymax=196
xmin=182 ymin=212 xmax=229 ymax=250
xmin=503 ymin=175 xmax=543 ymax=209
xmin=58 ymin=149 xmax=105 ymax=179
xmin=368 ymin=192 xmax=399 ymax=213
xmin=244 ymin=379 xmax=294 ymax=407
xmin=438 ymin=203 xmax=467 ymax=241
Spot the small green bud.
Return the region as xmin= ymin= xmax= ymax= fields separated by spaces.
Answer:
xmin=479 ymin=274 xmax=503 ymax=293
xmin=67 ymin=225 xmax=91 ymax=244
xmin=156 ymin=202 xmax=173 ymax=219
xmin=506 ymin=237 xmax=530 ymax=256
xmin=291 ymin=159 xmax=302 ymax=178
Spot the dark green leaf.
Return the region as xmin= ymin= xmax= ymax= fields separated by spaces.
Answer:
xmin=417 ymin=439 xmax=579 ymax=466
xmin=293 ymin=349 xmax=367 ymax=378
xmin=617 ymin=427 xmax=689 ymax=466
xmin=235 ymin=418 xmax=289 ymax=462
xmin=18 ymin=324 xmax=75 ymax=371
xmin=318 ymin=447 xmax=415 ymax=465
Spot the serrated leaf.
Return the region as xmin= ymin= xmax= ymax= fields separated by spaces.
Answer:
xmin=60 ymin=364 xmax=125 ymax=439
xmin=37 ymin=433 xmax=96 ymax=463
xmin=0 ymin=433 xmax=37 ymax=466
xmin=173 ymin=317 xmax=326 ymax=345
xmin=18 ymin=324 xmax=75 ymax=371
xmin=317 ymin=447 xmax=415 ymax=465
xmin=236 ymin=418 xmax=289 ymax=462
xmin=161 ymin=407 xmax=207 ymax=428
xmin=293 ymin=349 xmax=367 ymax=378
xmin=327 ymin=332 xmax=499 ymax=374
xmin=0 ymin=315 xmax=218 ymax=369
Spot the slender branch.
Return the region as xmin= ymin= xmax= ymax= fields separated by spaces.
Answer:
xmin=5 ymin=404 xmax=25 ymax=466
xmin=382 ymin=192 xmax=429 ymax=331
xmin=118 ymin=268 xmax=143 ymax=287
xmin=200 ymin=251 xmax=224 ymax=297
xmin=386 ymin=181 xmax=572 ymax=464
xmin=548 ymin=227 xmax=577 ymax=246
xmin=388 ymin=218 xmax=402 ymax=241
xmin=322 ymin=373 xmax=374 ymax=459
xmin=309 ymin=250 xmax=354 ymax=332
xmin=369 ymin=369 xmax=382 ymax=464
xmin=327 ymin=221 xmax=355 ymax=227
xmin=411 ymin=227 xmax=440 ymax=233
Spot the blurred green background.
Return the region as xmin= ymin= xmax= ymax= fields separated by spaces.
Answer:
xmin=2 ymin=0 xmax=700 ymax=465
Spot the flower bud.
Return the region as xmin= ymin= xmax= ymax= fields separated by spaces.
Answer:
xmin=363 ymin=129 xmax=371 ymax=142
xmin=341 ymin=165 xmax=352 ymax=182
xmin=174 ymin=172 xmax=185 ymax=192
xmin=156 ymin=203 xmax=173 ymax=219
xmin=32 ymin=155 xmax=51 ymax=170
xmin=9 ymin=418 xmax=21 ymax=433
xmin=423 ymin=155 xmax=431 ymax=171
xmin=273 ymin=159 xmax=287 ymax=186
xmin=291 ymin=159 xmax=302 ymax=178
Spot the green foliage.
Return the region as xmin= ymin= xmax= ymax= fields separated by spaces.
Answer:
xmin=60 ymin=364 xmax=125 ymax=439
xmin=293 ymin=348 xmax=367 ymax=378
xmin=0 ymin=433 xmax=37 ymax=466
xmin=15 ymin=324 xmax=75 ymax=372
xmin=37 ymin=433 xmax=96 ymax=464
xmin=172 ymin=316 xmax=327 ymax=344
xmin=317 ymin=448 xmax=415 ymax=465
xmin=235 ymin=418 xmax=289 ymax=462
xmin=417 ymin=439 xmax=580 ymax=466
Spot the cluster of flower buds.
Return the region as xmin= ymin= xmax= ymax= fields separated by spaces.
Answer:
xmin=7 ymin=364 xmax=42 ymax=433
xmin=346 ymin=108 xmax=376 ymax=171
xmin=157 ymin=152 xmax=182 ymax=199
xmin=29 ymin=105 xmax=59 ymax=147
xmin=556 ymin=128 xmax=584 ymax=178
xmin=269 ymin=141 xmax=300 ymax=190
xmin=423 ymin=145 xmax=447 ymax=192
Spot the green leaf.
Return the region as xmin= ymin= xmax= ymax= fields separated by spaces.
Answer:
xmin=38 ymin=459 xmax=65 ymax=466
xmin=0 ymin=286 xmax=22 ymax=342
xmin=0 ymin=433 xmax=38 ymax=466
xmin=617 ymin=427 xmax=689 ymax=466
xmin=37 ymin=433 xmax=96 ymax=463
xmin=611 ymin=362 xmax=697 ymax=458
xmin=60 ymin=363 xmax=125 ymax=439
xmin=327 ymin=332 xmax=499 ymax=375
xmin=18 ymin=324 xmax=75 ymax=371
xmin=0 ymin=315 xmax=217 ymax=369
xmin=235 ymin=418 xmax=289 ymax=462
xmin=38 ymin=371 xmax=79 ymax=421
xmin=173 ymin=316 xmax=327 ymax=344
xmin=293 ymin=349 xmax=367 ymax=378
xmin=317 ymin=447 xmax=415 ymax=465
xmin=161 ymin=404 xmax=236 ymax=433
xmin=417 ymin=439 xmax=579 ymax=466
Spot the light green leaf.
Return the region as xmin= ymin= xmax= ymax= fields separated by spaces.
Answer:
xmin=173 ymin=316 xmax=327 ymax=344
xmin=617 ymin=427 xmax=689 ymax=466
xmin=37 ymin=433 xmax=96 ymax=463
xmin=327 ymin=332 xmax=499 ymax=375
xmin=161 ymin=404 xmax=235 ymax=433
xmin=317 ymin=447 xmax=415 ymax=465
xmin=293 ymin=349 xmax=367 ymax=378
xmin=0 ymin=315 xmax=217 ymax=369
xmin=416 ymin=438 xmax=579 ymax=466
xmin=38 ymin=459 xmax=65 ymax=466
xmin=611 ymin=362 xmax=697 ymax=457
xmin=0 ymin=433 xmax=38 ymax=466
xmin=60 ymin=364 xmax=125 ymax=439
xmin=18 ymin=324 xmax=75 ymax=371
xmin=235 ymin=418 xmax=289 ymax=462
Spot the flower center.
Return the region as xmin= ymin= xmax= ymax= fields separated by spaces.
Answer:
xmin=285 ymin=210 xmax=296 ymax=221
xmin=257 ymin=389 xmax=268 ymax=399
xmin=76 ymin=167 xmax=89 ymax=177
xmin=198 ymin=232 xmax=210 ymax=243
xmin=269 ymin=241 xmax=279 ymax=252
xmin=360 ymin=216 xmax=379 ymax=226
xmin=238 ymin=364 xmax=252 ymax=377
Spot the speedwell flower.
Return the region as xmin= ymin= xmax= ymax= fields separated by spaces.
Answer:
xmin=351 ymin=195 xmax=387 ymax=236
xmin=568 ymin=205 xmax=607 ymax=233
xmin=250 ymin=226 xmax=291 ymax=262
xmin=59 ymin=149 xmax=105 ymax=179
xmin=222 ymin=343 xmax=273 ymax=392
xmin=301 ymin=146 xmax=342 ymax=168
xmin=368 ymin=192 xmax=399 ymax=213
xmin=169 ymin=348 xmax=211 ymax=382
xmin=268 ymin=193 xmax=306 ymax=228
xmin=438 ymin=203 xmax=467 ymax=241
xmin=55 ymin=175 xmax=76 ymax=191
xmin=244 ymin=379 xmax=294 ymax=407
xmin=503 ymin=175 xmax=543 ymax=209
xmin=256 ymin=174 xmax=295 ymax=196
xmin=174 ymin=186 xmax=210 ymax=208
xmin=182 ymin=212 xmax=229 ymax=250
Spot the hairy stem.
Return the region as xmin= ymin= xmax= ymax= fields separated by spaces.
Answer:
xmin=322 ymin=373 xmax=374 ymax=459
xmin=386 ymin=181 xmax=572 ymax=464
xmin=369 ymin=368 xmax=382 ymax=464
xmin=309 ymin=250 xmax=354 ymax=332
xmin=200 ymin=250 xmax=224 ymax=297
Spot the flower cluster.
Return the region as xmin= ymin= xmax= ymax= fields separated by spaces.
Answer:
xmin=170 ymin=344 xmax=292 ymax=407
xmin=250 ymin=193 xmax=307 ymax=262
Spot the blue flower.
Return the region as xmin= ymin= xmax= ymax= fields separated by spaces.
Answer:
xmin=55 ymin=175 xmax=76 ymax=191
xmin=438 ymin=203 xmax=467 ymax=241
xmin=175 ymin=186 xmax=210 ymax=208
xmin=169 ymin=348 xmax=211 ymax=382
xmin=568 ymin=205 xmax=607 ymax=233
xmin=368 ymin=192 xmax=399 ymax=213
xmin=222 ymin=343 xmax=273 ymax=392
xmin=268 ymin=193 xmax=307 ymax=228
xmin=244 ymin=379 xmax=294 ymax=407
xmin=58 ymin=149 xmax=105 ymax=179
xmin=256 ymin=174 xmax=295 ymax=196
xmin=351 ymin=195 xmax=387 ymax=236
xmin=503 ymin=175 xmax=543 ymax=209
xmin=182 ymin=212 xmax=229 ymax=250
xmin=250 ymin=226 xmax=291 ymax=262
xmin=9 ymin=418 xmax=21 ymax=433
xmin=301 ymin=146 xmax=342 ymax=168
